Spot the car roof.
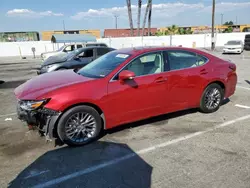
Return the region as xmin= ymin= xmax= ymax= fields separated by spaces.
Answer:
xmin=75 ymin=46 xmax=115 ymax=52
xmin=114 ymin=46 xmax=207 ymax=56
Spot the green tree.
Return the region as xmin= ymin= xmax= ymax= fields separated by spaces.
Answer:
xmin=165 ymin=25 xmax=179 ymax=35
xmin=224 ymin=21 xmax=234 ymax=25
xmin=223 ymin=26 xmax=233 ymax=33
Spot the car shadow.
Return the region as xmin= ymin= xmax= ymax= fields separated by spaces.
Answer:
xmin=8 ymin=141 xmax=152 ymax=188
xmin=0 ymin=80 xmax=26 ymax=89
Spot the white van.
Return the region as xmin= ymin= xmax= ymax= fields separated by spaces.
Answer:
xmin=41 ymin=42 xmax=108 ymax=61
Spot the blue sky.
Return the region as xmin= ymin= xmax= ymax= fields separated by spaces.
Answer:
xmin=0 ymin=0 xmax=250 ymax=32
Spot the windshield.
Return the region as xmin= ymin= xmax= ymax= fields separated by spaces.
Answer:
xmin=66 ymin=49 xmax=81 ymax=60
xmin=77 ymin=51 xmax=131 ymax=78
xmin=57 ymin=46 xmax=65 ymax=52
xmin=226 ymin=41 xmax=241 ymax=45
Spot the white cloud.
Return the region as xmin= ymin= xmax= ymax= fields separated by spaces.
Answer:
xmin=71 ymin=1 xmax=250 ymax=21
xmin=199 ymin=2 xmax=250 ymax=13
xmin=6 ymin=9 xmax=63 ymax=18
xmin=71 ymin=2 xmax=204 ymax=20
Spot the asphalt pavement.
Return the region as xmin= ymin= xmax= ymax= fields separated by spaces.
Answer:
xmin=0 ymin=49 xmax=250 ymax=188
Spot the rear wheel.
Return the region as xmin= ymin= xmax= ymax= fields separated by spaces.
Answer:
xmin=199 ymin=83 xmax=224 ymax=113
xmin=57 ymin=105 xmax=102 ymax=146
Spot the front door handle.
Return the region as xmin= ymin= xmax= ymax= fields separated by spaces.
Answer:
xmin=154 ymin=77 xmax=167 ymax=83
xmin=200 ymin=69 xmax=208 ymax=75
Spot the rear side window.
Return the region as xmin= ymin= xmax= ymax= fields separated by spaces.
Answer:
xmin=97 ymin=48 xmax=111 ymax=56
xmin=100 ymin=44 xmax=108 ymax=47
xmin=166 ymin=50 xmax=208 ymax=71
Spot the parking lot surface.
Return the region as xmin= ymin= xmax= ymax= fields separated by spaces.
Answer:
xmin=0 ymin=50 xmax=250 ymax=188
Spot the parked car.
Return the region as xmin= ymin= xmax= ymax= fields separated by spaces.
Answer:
xmin=41 ymin=42 xmax=108 ymax=61
xmin=37 ymin=46 xmax=116 ymax=75
xmin=223 ymin=40 xmax=244 ymax=54
xmin=14 ymin=46 xmax=237 ymax=146
xmin=244 ymin=34 xmax=250 ymax=50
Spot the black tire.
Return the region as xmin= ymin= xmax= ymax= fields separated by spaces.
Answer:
xmin=244 ymin=38 xmax=250 ymax=43
xmin=199 ymin=83 xmax=224 ymax=113
xmin=57 ymin=105 xmax=102 ymax=146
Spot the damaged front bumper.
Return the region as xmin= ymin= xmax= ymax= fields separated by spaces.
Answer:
xmin=17 ymin=103 xmax=61 ymax=141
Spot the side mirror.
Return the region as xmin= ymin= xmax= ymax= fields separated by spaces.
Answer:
xmin=119 ymin=70 xmax=135 ymax=81
xmin=74 ymin=56 xmax=80 ymax=60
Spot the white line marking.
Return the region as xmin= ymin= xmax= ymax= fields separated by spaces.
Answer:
xmin=0 ymin=113 xmax=16 ymax=118
xmin=235 ymin=104 xmax=250 ymax=109
xmin=237 ymin=85 xmax=250 ymax=91
xmin=32 ymin=114 xmax=250 ymax=188
xmin=24 ymin=170 xmax=50 ymax=179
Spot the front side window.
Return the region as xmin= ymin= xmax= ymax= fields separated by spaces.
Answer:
xmin=123 ymin=52 xmax=164 ymax=77
xmin=84 ymin=49 xmax=94 ymax=57
xmin=167 ymin=50 xmax=208 ymax=71
xmin=97 ymin=48 xmax=111 ymax=56
xmin=64 ymin=45 xmax=75 ymax=52
xmin=77 ymin=51 xmax=131 ymax=78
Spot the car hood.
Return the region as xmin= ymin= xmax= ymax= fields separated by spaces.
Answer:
xmin=224 ymin=44 xmax=242 ymax=48
xmin=42 ymin=55 xmax=68 ymax=66
xmin=14 ymin=69 xmax=94 ymax=100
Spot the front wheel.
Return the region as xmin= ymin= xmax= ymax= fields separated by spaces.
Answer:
xmin=57 ymin=105 xmax=102 ymax=146
xmin=199 ymin=83 xmax=224 ymax=113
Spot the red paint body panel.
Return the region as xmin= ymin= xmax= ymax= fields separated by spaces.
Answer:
xmin=14 ymin=47 xmax=237 ymax=130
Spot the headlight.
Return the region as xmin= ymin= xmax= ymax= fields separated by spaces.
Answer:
xmin=19 ymin=99 xmax=50 ymax=111
xmin=45 ymin=64 xmax=54 ymax=69
xmin=41 ymin=64 xmax=54 ymax=70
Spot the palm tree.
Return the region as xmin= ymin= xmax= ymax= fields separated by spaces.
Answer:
xmin=142 ymin=0 xmax=151 ymax=36
xmin=126 ymin=0 xmax=134 ymax=36
xmin=148 ymin=0 xmax=152 ymax=36
xmin=137 ymin=0 xmax=142 ymax=36
xmin=165 ymin=25 xmax=179 ymax=35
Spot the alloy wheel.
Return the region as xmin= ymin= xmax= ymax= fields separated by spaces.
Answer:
xmin=204 ymin=88 xmax=221 ymax=110
xmin=65 ymin=112 xmax=97 ymax=143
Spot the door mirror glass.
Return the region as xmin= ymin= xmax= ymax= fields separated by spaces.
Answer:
xmin=119 ymin=70 xmax=135 ymax=81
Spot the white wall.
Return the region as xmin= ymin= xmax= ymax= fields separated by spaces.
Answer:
xmin=0 ymin=32 xmax=249 ymax=57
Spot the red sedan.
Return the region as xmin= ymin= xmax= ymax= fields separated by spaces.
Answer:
xmin=14 ymin=47 xmax=237 ymax=146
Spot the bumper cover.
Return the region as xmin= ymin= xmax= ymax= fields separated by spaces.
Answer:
xmin=223 ymin=48 xmax=242 ymax=53
xmin=17 ymin=105 xmax=61 ymax=140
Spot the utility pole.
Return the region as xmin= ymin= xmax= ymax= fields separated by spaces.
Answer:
xmin=236 ymin=16 xmax=238 ymax=25
xmin=114 ymin=15 xmax=118 ymax=29
xmin=220 ymin=14 xmax=223 ymax=25
xmin=211 ymin=0 xmax=215 ymax=51
xmin=63 ymin=20 xmax=66 ymax=31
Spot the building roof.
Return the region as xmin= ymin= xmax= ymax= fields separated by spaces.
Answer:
xmin=51 ymin=34 xmax=96 ymax=43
